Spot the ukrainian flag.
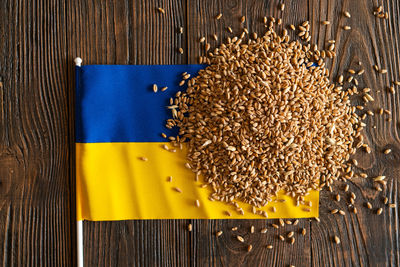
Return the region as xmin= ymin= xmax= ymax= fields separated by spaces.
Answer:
xmin=75 ymin=64 xmax=319 ymax=221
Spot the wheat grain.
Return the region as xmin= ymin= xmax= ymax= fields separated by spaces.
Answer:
xmin=173 ymin=187 xmax=182 ymax=193
xmin=301 ymin=228 xmax=306 ymax=236
xmin=168 ymin=22 xmax=360 ymax=210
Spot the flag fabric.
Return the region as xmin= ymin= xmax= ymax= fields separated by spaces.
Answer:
xmin=75 ymin=64 xmax=319 ymax=221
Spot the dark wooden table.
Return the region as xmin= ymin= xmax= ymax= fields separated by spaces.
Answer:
xmin=1 ymin=0 xmax=399 ymax=266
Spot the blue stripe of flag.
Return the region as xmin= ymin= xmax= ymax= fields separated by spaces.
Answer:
xmin=75 ymin=64 xmax=206 ymax=143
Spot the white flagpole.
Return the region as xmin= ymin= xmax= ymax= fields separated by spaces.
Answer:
xmin=74 ymin=57 xmax=84 ymax=267
xmin=77 ymin=220 xmax=84 ymax=267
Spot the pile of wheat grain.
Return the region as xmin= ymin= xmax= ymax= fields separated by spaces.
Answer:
xmin=166 ymin=26 xmax=362 ymax=209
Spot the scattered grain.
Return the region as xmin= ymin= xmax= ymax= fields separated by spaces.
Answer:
xmin=383 ymin=149 xmax=392 ymax=154
xmin=301 ymin=228 xmax=306 ymax=236
xmin=174 ymin=187 xmax=182 ymax=193
xmin=373 ymin=176 xmax=386 ymax=181
xmin=272 ymin=224 xmax=279 ymax=229
xmin=344 ymin=184 xmax=349 ymax=192
xmin=247 ymin=245 xmax=253 ymax=252
xmin=237 ymin=235 xmax=245 ymax=242
xmin=352 ymin=207 xmax=358 ymax=214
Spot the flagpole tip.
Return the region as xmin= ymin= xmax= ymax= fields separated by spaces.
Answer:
xmin=74 ymin=57 xmax=82 ymax=66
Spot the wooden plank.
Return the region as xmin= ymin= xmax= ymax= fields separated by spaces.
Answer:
xmin=0 ymin=0 xmax=73 ymax=266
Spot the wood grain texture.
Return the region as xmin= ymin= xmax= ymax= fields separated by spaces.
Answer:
xmin=0 ymin=0 xmax=73 ymax=266
xmin=0 ymin=0 xmax=399 ymax=266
